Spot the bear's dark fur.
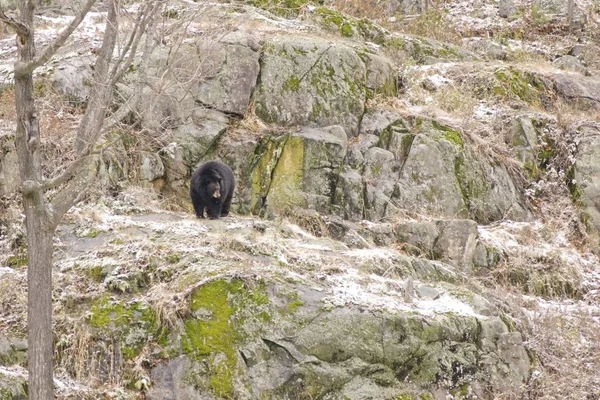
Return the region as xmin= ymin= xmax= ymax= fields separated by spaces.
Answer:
xmin=190 ymin=160 xmax=235 ymax=219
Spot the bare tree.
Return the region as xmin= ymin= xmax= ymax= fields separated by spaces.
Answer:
xmin=0 ymin=1 xmax=162 ymax=398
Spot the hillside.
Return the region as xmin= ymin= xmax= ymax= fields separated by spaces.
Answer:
xmin=1 ymin=0 xmax=600 ymax=399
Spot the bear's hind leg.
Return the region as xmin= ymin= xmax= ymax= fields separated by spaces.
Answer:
xmin=220 ymin=192 xmax=233 ymax=217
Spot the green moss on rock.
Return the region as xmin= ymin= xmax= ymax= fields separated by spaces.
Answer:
xmin=282 ymin=75 xmax=301 ymax=92
xmin=6 ymin=253 xmax=27 ymax=268
xmin=492 ymin=67 xmax=545 ymax=106
xmin=87 ymin=295 xmax=160 ymax=360
xmin=247 ymin=0 xmax=312 ymax=18
xmin=182 ymin=278 xmax=272 ymax=398
xmin=250 ymin=135 xmax=306 ymax=215
xmin=86 ymin=265 xmax=106 ymax=282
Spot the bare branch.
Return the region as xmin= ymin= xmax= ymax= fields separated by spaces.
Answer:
xmin=48 ymin=156 xmax=97 ymax=228
xmin=74 ymin=0 xmax=119 ymax=154
xmin=108 ymin=2 xmax=163 ymax=88
xmin=102 ymin=91 xmax=141 ymax=132
xmin=16 ymin=0 xmax=97 ymax=77
xmin=0 ymin=7 xmax=30 ymax=37
xmin=40 ymin=144 xmax=95 ymax=191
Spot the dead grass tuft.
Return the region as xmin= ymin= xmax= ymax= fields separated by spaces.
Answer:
xmin=432 ymin=84 xmax=478 ymax=117
xmin=523 ymin=307 xmax=600 ymax=399
xmin=283 ymin=208 xmax=329 ymax=237
xmin=147 ymin=283 xmax=187 ymax=331
xmin=491 ymin=252 xmax=583 ymax=299
xmin=326 ymin=0 xmax=387 ymax=21
xmin=390 ymin=9 xmax=461 ymax=45
xmin=0 ymin=273 xmax=27 ymax=336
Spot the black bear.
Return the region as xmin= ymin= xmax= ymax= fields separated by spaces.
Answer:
xmin=190 ymin=160 xmax=235 ymax=219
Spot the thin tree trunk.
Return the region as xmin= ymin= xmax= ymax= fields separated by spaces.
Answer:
xmin=567 ymin=0 xmax=574 ymax=32
xmin=12 ymin=1 xmax=55 ymax=398
xmin=24 ymin=213 xmax=55 ymax=400
xmin=2 ymin=0 xmax=159 ymax=397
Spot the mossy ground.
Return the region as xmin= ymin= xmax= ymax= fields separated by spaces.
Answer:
xmin=491 ymin=67 xmax=546 ymax=106
xmin=87 ymin=295 xmax=161 ymax=360
xmin=181 ymin=278 xmax=272 ymax=398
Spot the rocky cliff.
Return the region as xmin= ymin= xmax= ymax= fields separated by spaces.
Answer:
xmin=1 ymin=0 xmax=600 ymax=399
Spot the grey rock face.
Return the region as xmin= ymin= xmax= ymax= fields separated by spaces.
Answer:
xmin=396 ymin=219 xmax=481 ymax=270
xmin=255 ymin=36 xmax=367 ymax=137
xmin=553 ymin=73 xmax=600 ymax=109
xmin=146 ymin=283 xmax=531 ymax=400
xmin=139 ymin=152 xmax=165 ymax=182
xmin=50 ymin=55 xmax=94 ymax=103
xmin=572 ymin=123 xmax=600 ymax=233
xmin=172 ymin=108 xmax=230 ymax=170
xmin=0 ymin=335 xmax=27 ymax=366
xmin=553 ymin=55 xmax=588 ymax=74
xmin=250 ymin=125 xmax=348 ymax=215
xmin=396 ymin=127 xmax=467 ymax=218
xmin=336 ymin=169 xmax=365 ymax=221
xmin=465 ymin=38 xmax=508 ymax=60
xmin=147 ymin=356 xmax=211 ymax=400
xmin=498 ymin=0 xmax=516 ymax=18
xmin=510 ymin=116 xmax=539 ymax=165
xmin=196 ymin=33 xmax=261 ymax=116
xmin=360 ymin=52 xmax=397 ymax=98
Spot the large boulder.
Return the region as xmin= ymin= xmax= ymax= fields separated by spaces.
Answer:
xmin=396 ymin=219 xmax=481 ymax=270
xmin=552 ymin=73 xmax=600 ymax=110
xmin=144 ymin=277 xmax=531 ymax=400
xmin=255 ymin=36 xmax=368 ymax=137
xmin=571 ymin=123 xmax=600 ymax=233
xmin=330 ymin=110 xmax=529 ymax=222
xmin=395 ymin=120 xmax=469 ymax=219
xmin=49 ymin=54 xmax=94 ymax=103
xmin=195 ymin=31 xmax=261 ymax=116
xmin=250 ymin=126 xmax=348 ymax=215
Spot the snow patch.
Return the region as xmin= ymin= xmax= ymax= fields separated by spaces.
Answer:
xmin=323 ymin=268 xmax=486 ymax=318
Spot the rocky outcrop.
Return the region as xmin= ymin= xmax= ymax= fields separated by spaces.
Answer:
xmin=552 ymin=73 xmax=600 ymax=109
xmin=255 ymin=36 xmax=368 ymax=137
xmin=31 ymin=207 xmax=530 ymax=400
xmin=195 ymin=31 xmax=261 ymax=116
xmin=250 ymin=125 xmax=348 ymax=215
xmin=571 ymin=123 xmax=600 ymax=233
xmin=49 ymin=55 xmax=94 ymax=103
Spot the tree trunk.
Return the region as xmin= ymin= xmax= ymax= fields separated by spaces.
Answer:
xmin=12 ymin=1 xmax=56 ymax=398
xmin=567 ymin=0 xmax=574 ymax=31
xmin=1 ymin=1 xmax=158 ymax=396
xmin=24 ymin=211 xmax=55 ymax=400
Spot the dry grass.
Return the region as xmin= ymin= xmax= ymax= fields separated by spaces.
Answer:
xmin=389 ymin=9 xmax=461 ymax=45
xmin=0 ymin=272 xmax=27 ymax=336
xmin=283 ymin=208 xmax=329 ymax=237
xmin=146 ymin=283 xmax=187 ymax=331
xmin=431 ymin=84 xmax=478 ymax=117
xmin=0 ymin=85 xmax=85 ymax=179
xmin=491 ymin=252 xmax=583 ymax=299
xmin=0 ymin=86 xmax=16 ymax=120
xmin=326 ymin=0 xmax=387 ymax=21
xmin=523 ymin=307 xmax=600 ymax=399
